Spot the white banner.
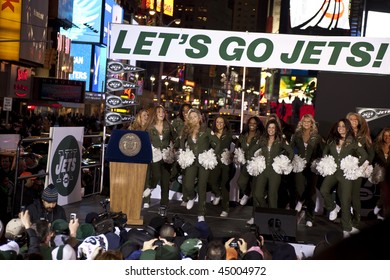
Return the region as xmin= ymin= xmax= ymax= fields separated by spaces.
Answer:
xmin=109 ymin=24 xmax=390 ymax=75
xmin=290 ymin=0 xmax=350 ymax=30
xmin=48 ymin=127 xmax=84 ymax=206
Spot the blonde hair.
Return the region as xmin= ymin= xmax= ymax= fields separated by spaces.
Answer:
xmin=129 ymin=109 xmax=149 ymax=131
xmin=295 ymin=114 xmax=318 ymax=136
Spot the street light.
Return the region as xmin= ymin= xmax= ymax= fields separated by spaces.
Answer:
xmin=150 ymin=75 xmax=155 ymax=97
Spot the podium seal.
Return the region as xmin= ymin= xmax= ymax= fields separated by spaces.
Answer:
xmin=119 ymin=133 xmax=142 ymax=156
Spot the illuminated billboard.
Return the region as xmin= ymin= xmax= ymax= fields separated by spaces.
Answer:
xmin=279 ymin=75 xmax=317 ymax=104
xmin=60 ymin=0 xmax=103 ymax=44
xmin=20 ymin=0 xmax=49 ymax=64
xmin=91 ymin=45 xmax=107 ymax=92
xmin=69 ymin=43 xmax=92 ymax=91
xmin=35 ymin=78 xmax=85 ymax=103
xmin=0 ymin=0 xmax=22 ymax=60
xmin=103 ymin=0 xmax=124 ymax=45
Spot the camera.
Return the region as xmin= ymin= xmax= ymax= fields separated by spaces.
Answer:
xmin=158 ymin=205 xmax=167 ymax=217
xmin=153 ymin=239 xmax=164 ymax=247
xmin=20 ymin=205 xmax=26 ymax=212
xmin=229 ymin=238 xmax=240 ymax=248
xmin=70 ymin=213 xmax=77 ymax=220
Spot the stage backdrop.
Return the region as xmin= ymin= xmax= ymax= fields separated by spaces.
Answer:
xmin=48 ymin=127 xmax=84 ymax=206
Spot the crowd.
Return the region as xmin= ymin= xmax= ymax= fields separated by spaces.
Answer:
xmin=1 ymin=106 xmax=390 ymax=260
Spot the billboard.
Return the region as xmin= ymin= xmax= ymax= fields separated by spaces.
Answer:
xmin=103 ymin=0 xmax=124 ymax=45
xmin=20 ymin=0 xmax=49 ymax=64
xmin=35 ymin=77 xmax=85 ymax=103
xmin=0 ymin=0 xmax=22 ymax=60
xmin=60 ymin=0 xmax=103 ymax=44
xmin=92 ymin=45 xmax=107 ymax=92
xmin=69 ymin=43 xmax=92 ymax=91
xmin=58 ymin=0 xmax=73 ymax=24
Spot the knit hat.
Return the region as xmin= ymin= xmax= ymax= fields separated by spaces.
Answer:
xmin=76 ymin=223 xmax=96 ymax=241
xmin=51 ymin=219 xmax=69 ymax=234
xmin=180 ymin=238 xmax=202 ymax=259
xmin=41 ymin=183 xmax=58 ymax=203
xmin=5 ymin=218 xmax=25 ymax=240
xmin=85 ymin=212 xmax=99 ymax=224
xmin=51 ymin=244 xmax=77 ymax=260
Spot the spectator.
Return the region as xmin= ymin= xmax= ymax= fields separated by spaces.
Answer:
xmin=26 ymin=183 xmax=67 ymax=223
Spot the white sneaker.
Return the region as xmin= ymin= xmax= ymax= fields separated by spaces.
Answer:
xmin=186 ymin=196 xmax=196 ymax=210
xmin=305 ymin=221 xmax=313 ymax=227
xmin=246 ymin=217 xmax=254 ymax=225
xmin=213 ymin=196 xmax=221 ymax=205
xmin=295 ymin=201 xmax=303 ymax=212
xmin=240 ymin=195 xmax=249 ymax=206
xmin=343 ymin=230 xmax=351 ymax=238
xmin=351 ymin=227 xmax=360 ymax=234
xmin=220 ymin=211 xmax=228 ymax=217
xmin=198 ymin=216 xmax=205 ymax=222
xmin=180 ymin=201 xmax=187 ymax=207
xmin=143 ymin=203 xmax=150 ymax=209
xmin=143 ymin=188 xmax=152 ymax=198
xmin=329 ymin=205 xmax=341 ymax=221
xmin=374 ymin=206 xmax=381 ymax=215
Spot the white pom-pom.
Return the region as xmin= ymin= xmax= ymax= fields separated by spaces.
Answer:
xmin=233 ymin=148 xmax=246 ymax=165
xmin=162 ymin=146 xmax=175 ymax=164
xmin=292 ymin=155 xmax=307 ymax=173
xmin=199 ymin=149 xmax=218 ymax=170
xmin=357 ymin=160 xmax=373 ymax=179
xmin=177 ymin=149 xmax=195 ymax=169
xmin=316 ymin=155 xmax=337 ymax=176
xmin=340 ymin=155 xmax=360 ymax=180
xmin=247 ymin=155 xmax=266 ymax=176
xmin=369 ymin=163 xmax=385 ymax=184
xmin=272 ymin=155 xmax=293 ymax=175
xmin=152 ymin=146 xmax=163 ymax=163
xmin=221 ymin=149 xmax=232 ymax=165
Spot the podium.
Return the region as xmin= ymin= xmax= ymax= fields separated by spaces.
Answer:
xmin=106 ymin=130 xmax=152 ymax=225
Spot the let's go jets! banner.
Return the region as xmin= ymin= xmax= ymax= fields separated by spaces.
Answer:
xmin=109 ymin=24 xmax=390 ymax=75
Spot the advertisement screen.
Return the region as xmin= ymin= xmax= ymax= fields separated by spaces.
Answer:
xmin=69 ymin=43 xmax=92 ymax=91
xmin=20 ymin=0 xmax=48 ymax=64
xmin=103 ymin=0 xmax=123 ymax=45
xmin=279 ymin=75 xmax=317 ymax=104
xmin=36 ymin=78 xmax=85 ymax=103
xmin=60 ymin=0 xmax=103 ymax=44
xmin=58 ymin=0 xmax=73 ymax=25
xmin=91 ymin=45 xmax=107 ymax=92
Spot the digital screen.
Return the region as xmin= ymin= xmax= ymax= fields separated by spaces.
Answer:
xmin=69 ymin=43 xmax=92 ymax=91
xmin=20 ymin=0 xmax=48 ymax=64
xmin=279 ymin=75 xmax=317 ymax=104
xmin=103 ymin=0 xmax=124 ymax=45
xmin=36 ymin=78 xmax=85 ymax=103
xmin=91 ymin=45 xmax=107 ymax=92
xmin=58 ymin=0 xmax=73 ymax=24
xmin=60 ymin=0 xmax=103 ymax=44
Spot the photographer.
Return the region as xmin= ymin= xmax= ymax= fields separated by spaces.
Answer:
xmin=225 ymin=226 xmax=272 ymax=260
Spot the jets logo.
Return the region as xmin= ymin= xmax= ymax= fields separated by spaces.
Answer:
xmin=51 ymin=135 xmax=81 ymax=196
